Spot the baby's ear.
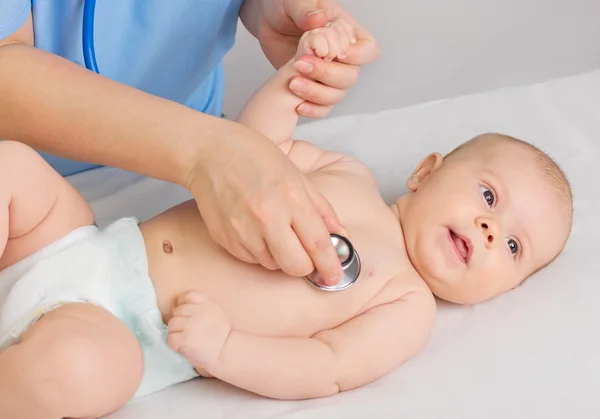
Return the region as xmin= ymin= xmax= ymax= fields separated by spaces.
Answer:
xmin=406 ymin=152 xmax=444 ymax=191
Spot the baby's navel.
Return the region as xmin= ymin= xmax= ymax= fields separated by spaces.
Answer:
xmin=162 ymin=240 xmax=174 ymax=254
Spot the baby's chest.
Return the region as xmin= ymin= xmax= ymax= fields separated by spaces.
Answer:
xmin=304 ymin=236 xmax=418 ymax=318
xmin=308 ymin=170 xmax=388 ymax=224
xmin=219 ymin=240 xmax=416 ymax=338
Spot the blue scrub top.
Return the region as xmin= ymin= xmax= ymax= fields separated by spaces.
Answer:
xmin=0 ymin=0 xmax=244 ymax=176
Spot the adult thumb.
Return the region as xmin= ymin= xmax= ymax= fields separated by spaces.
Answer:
xmin=284 ymin=0 xmax=329 ymax=32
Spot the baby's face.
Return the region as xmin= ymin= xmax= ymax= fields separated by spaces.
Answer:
xmin=397 ymin=141 xmax=571 ymax=305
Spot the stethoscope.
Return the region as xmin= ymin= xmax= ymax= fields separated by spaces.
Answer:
xmin=82 ymin=0 xmax=100 ymax=73
xmin=80 ymin=0 xmax=361 ymax=291
xmin=304 ymin=234 xmax=362 ymax=291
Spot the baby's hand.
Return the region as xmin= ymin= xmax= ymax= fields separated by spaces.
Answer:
xmin=167 ymin=291 xmax=231 ymax=370
xmin=297 ymin=18 xmax=357 ymax=63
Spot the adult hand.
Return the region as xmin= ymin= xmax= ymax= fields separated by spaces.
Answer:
xmin=240 ymin=0 xmax=380 ymax=118
xmin=187 ymin=122 xmax=344 ymax=285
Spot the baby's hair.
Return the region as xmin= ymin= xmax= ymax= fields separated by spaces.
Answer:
xmin=447 ymin=133 xmax=572 ymax=212
xmin=447 ymin=132 xmax=573 ymax=272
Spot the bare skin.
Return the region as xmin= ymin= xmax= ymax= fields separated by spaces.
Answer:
xmin=0 ymin=22 xmax=431 ymax=418
xmin=143 ymin=169 xmax=423 ymax=339
xmin=0 ymin=20 xmax=570 ymax=419
xmin=0 ymin=4 xmax=379 ymax=288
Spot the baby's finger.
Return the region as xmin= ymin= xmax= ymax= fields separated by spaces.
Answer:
xmin=167 ymin=331 xmax=183 ymax=352
xmin=172 ymin=303 xmax=200 ymax=319
xmin=178 ymin=290 xmax=208 ymax=306
xmin=308 ymin=32 xmax=330 ymax=58
xmin=167 ymin=317 xmax=188 ymax=333
xmin=321 ymin=27 xmax=340 ymax=62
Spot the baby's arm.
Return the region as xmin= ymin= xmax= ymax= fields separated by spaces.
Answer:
xmin=0 ymin=141 xmax=93 ymax=267
xmin=169 ymin=287 xmax=436 ymax=400
xmin=236 ymin=20 xmax=374 ymax=181
xmin=236 ymin=19 xmax=356 ymax=147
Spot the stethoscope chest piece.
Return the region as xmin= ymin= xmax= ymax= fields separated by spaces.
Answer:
xmin=305 ymin=234 xmax=361 ymax=291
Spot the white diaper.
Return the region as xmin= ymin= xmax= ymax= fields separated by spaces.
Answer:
xmin=0 ymin=217 xmax=199 ymax=399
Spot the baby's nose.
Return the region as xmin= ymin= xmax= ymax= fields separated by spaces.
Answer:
xmin=476 ymin=217 xmax=501 ymax=249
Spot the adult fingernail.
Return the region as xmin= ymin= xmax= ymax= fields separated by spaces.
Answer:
xmin=307 ymin=9 xmax=325 ymax=17
xmin=290 ymin=78 xmax=307 ymax=93
xmin=328 ymin=276 xmax=341 ymax=285
xmin=294 ymin=61 xmax=313 ymax=74
xmin=297 ymin=102 xmax=311 ymax=114
xmin=340 ymin=225 xmax=351 ymax=238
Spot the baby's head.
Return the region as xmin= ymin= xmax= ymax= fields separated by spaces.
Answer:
xmin=396 ymin=133 xmax=572 ymax=305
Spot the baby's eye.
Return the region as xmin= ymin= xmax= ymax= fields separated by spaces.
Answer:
xmin=506 ymin=238 xmax=519 ymax=256
xmin=480 ymin=186 xmax=495 ymax=207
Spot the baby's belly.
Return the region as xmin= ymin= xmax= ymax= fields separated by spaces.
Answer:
xmin=139 ymin=201 xmax=401 ymax=338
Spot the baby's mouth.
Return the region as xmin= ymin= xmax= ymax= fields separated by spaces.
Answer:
xmin=449 ymin=229 xmax=472 ymax=264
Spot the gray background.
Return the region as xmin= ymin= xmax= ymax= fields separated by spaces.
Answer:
xmin=223 ymin=0 xmax=600 ymax=120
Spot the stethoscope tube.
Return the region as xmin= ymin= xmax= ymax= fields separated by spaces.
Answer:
xmin=82 ymin=0 xmax=99 ymax=73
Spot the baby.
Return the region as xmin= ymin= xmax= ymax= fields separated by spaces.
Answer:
xmin=0 ymin=20 xmax=572 ymax=419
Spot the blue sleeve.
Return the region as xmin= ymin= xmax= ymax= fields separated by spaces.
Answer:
xmin=0 ymin=0 xmax=30 ymax=40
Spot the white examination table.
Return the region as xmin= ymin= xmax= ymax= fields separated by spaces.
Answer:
xmin=67 ymin=69 xmax=599 ymax=419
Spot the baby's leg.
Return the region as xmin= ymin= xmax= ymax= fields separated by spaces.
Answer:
xmin=0 ymin=303 xmax=144 ymax=419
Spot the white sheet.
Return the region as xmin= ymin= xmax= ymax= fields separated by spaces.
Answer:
xmin=67 ymin=69 xmax=600 ymax=419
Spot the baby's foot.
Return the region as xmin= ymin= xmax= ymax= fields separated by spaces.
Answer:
xmin=297 ymin=18 xmax=357 ymax=62
xmin=167 ymin=290 xmax=231 ymax=370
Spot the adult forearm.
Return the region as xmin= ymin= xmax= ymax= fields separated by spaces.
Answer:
xmin=0 ymin=43 xmax=229 ymax=186
xmin=239 ymin=0 xmax=262 ymax=39
xmin=207 ymin=330 xmax=340 ymax=400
